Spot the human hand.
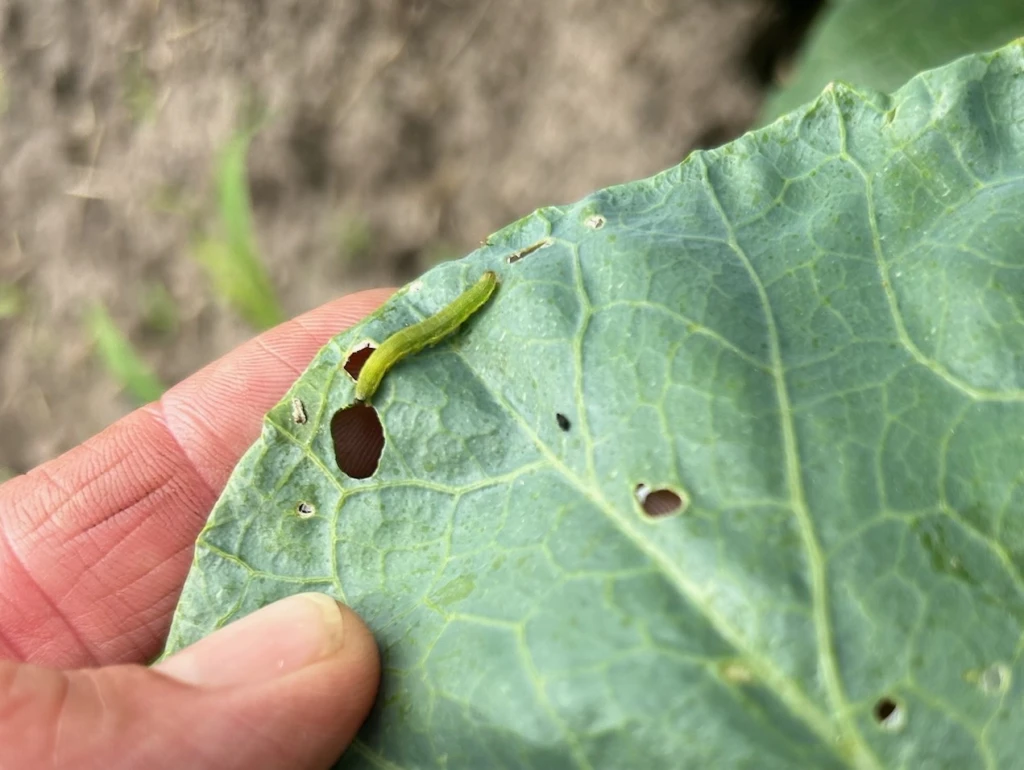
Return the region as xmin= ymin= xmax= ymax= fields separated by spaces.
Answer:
xmin=0 ymin=287 xmax=396 ymax=770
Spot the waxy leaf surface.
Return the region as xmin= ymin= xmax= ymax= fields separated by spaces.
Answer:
xmin=166 ymin=43 xmax=1024 ymax=770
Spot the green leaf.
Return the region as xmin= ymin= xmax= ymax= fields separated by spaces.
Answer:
xmin=88 ymin=304 xmax=166 ymax=404
xmin=166 ymin=42 xmax=1024 ymax=768
xmin=762 ymin=0 xmax=1024 ymax=123
xmin=192 ymin=131 xmax=285 ymax=331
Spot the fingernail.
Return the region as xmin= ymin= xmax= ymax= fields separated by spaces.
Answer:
xmin=156 ymin=592 xmax=345 ymax=688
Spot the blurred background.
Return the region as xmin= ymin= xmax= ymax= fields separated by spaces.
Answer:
xmin=1 ymin=0 xmax=1022 ymax=477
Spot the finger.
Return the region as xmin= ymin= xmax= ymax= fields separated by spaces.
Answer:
xmin=0 ymin=289 xmax=394 ymax=667
xmin=0 ymin=595 xmax=379 ymax=770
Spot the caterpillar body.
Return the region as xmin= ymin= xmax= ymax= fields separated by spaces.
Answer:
xmin=354 ymin=271 xmax=499 ymax=402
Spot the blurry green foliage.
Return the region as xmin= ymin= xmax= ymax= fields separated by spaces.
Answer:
xmin=88 ymin=303 xmax=166 ymax=404
xmin=762 ymin=0 xmax=1024 ymax=122
xmin=192 ymin=131 xmax=285 ymax=331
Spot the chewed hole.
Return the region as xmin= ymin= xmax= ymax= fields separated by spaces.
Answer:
xmin=344 ymin=343 xmax=375 ymax=381
xmin=872 ymin=697 xmax=904 ymax=731
xmin=331 ymin=403 xmax=384 ymax=479
xmin=506 ymin=238 xmax=552 ymax=264
xmin=556 ymin=413 xmax=571 ymax=431
xmin=635 ymin=484 xmax=688 ymax=518
xmin=585 ymin=214 xmax=605 ymax=230
xmin=291 ymin=397 xmax=308 ymax=425
xmin=296 ymin=501 xmax=316 ymax=518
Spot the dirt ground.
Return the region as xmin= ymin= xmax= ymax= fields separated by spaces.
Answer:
xmin=0 ymin=0 xmax=818 ymax=476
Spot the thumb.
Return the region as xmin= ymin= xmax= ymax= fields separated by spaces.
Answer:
xmin=0 ymin=593 xmax=380 ymax=770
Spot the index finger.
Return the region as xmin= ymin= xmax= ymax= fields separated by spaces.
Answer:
xmin=0 ymin=288 xmax=394 ymax=668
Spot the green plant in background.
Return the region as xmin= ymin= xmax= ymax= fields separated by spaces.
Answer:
xmin=88 ymin=303 xmax=166 ymax=404
xmin=762 ymin=0 xmax=1024 ymax=122
xmin=122 ymin=51 xmax=158 ymax=123
xmin=140 ymin=282 xmax=180 ymax=338
xmin=0 ymin=283 xmax=24 ymax=320
xmin=335 ymin=214 xmax=375 ymax=268
xmin=166 ymin=41 xmax=1024 ymax=769
xmin=192 ymin=130 xmax=285 ymax=331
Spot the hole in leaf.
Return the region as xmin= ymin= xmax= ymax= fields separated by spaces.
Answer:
xmin=506 ymin=238 xmax=551 ymax=264
xmin=635 ymin=484 xmax=687 ymax=518
xmin=872 ymin=697 xmax=904 ymax=731
xmin=331 ymin=404 xmax=384 ymax=479
xmin=291 ymin=397 xmax=308 ymax=425
xmin=296 ymin=501 xmax=316 ymax=518
xmin=584 ymin=214 xmax=605 ymax=230
xmin=344 ymin=344 xmax=375 ymax=382
xmin=556 ymin=413 xmax=571 ymax=432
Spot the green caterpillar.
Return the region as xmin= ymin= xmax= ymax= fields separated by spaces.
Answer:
xmin=354 ymin=271 xmax=499 ymax=402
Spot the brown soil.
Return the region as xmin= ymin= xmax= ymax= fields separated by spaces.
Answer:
xmin=0 ymin=0 xmax=817 ymax=475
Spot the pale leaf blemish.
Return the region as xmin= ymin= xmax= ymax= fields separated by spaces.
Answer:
xmin=291 ymin=397 xmax=308 ymax=425
xmin=980 ymin=663 xmax=1011 ymax=695
xmin=719 ymin=659 xmax=754 ymax=684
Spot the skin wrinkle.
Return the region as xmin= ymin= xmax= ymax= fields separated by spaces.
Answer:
xmin=0 ymin=662 xmax=16 ymax=717
xmin=32 ymin=454 xmax=137 ymax=546
xmin=0 ymin=520 xmax=99 ymax=666
xmin=0 ymin=621 xmax=26 ymax=663
xmin=67 ymin=469 xmax=181 ymax=550
xmin=0 ymin=410 xmax=216 ymax=664
xmin=149 ymin=401 xmax=229 ymax=510
xmin=50 ymin=668 xmax=74 ymax=769
xmin=3 ymin=468 xmax=66 ymax=538
xmin=29 ymin=443 xmax=129 ymax=538
xmin=104 ymin=567 xmax=188 ymax=658
xmin=9 ymin=413 xmax=185 ymax=547
xmin=255 ymin=336 xmax=307 ymax=379
xmin=30 ymin=462 xmax=73 ymax=499
xmin=5 ymin=435 xmax=204 ymax=662
xmin=72 ymin=535 xmax=190 ymax=659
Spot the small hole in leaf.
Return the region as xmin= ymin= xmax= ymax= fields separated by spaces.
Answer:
xmin=635 ymin=484 xmax=687 ymax=518
xmin=331 ymin=404 xmax=384 ymax=479
xmin=556 ymin=413 xmax=571 ymax=432
xmin=296 ymin=501 xmax=316 ymax=518
xmin=344 ymin=344 xmax=375 ymax=381
xmin=585 ymin=214 xmax=605 ymax=230
xmin=291 ymin=397 xmax=308 ymax=425
xmin=872 ymin=697 xmax=904 ymax=731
